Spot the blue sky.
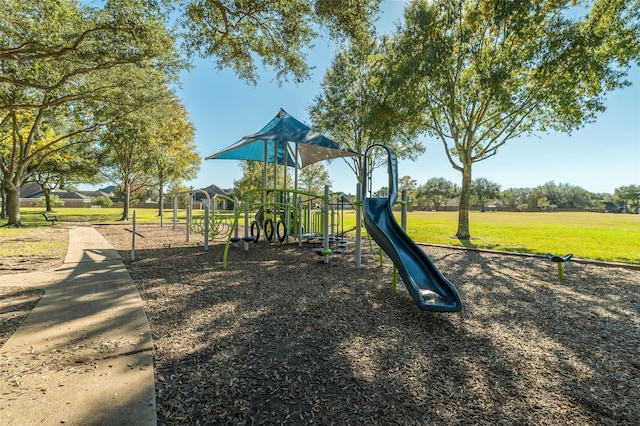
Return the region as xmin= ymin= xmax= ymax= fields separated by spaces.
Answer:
xmin=179 ymin=1 xmax=640 ymax=196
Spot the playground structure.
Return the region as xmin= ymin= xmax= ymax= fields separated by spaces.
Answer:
xmin=164 ymin=109 xmax=463 ymax=313
xmin=361 ymin=144 xmax=463 ymax=313
xmin=162 ymin=185 xmax=360 ymax=266
xmin=166 ymin=189 xmax=236 ymax=252
xmin=168 ymin=143 xmax=462 ymax=314
xmin=201 ymin=108 xmax=364 ymax=265
xmin=546 ymin=253 xmax=573 ymax=280
xmin=225 ymin=185 xmax=361 ymax=266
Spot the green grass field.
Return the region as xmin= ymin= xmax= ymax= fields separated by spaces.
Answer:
xmin=340 ymin=210 xmax=639 ymax=264
xmin=3 ymin=208 xmax=639 ymax=264
xmin=7 ymin=207 xmax=188 ymax=226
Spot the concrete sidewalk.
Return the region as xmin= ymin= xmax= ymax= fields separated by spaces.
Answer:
xmin=0 ymin=225 xmax=156 ymax=425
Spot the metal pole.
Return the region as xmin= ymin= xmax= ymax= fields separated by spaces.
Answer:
xmin=131 ymin=209 xmax=136 ymax=261
xmin=355 ymin=183 xmax=362 ymax=269
xmin=294 ymin=144 xmax=299 ymax=191
xmin=263 ymin=141 xmax=268 ymax=204
xmin=186 ymin=205 xmax=191 ymax=242
xmin=244 ymin=201 xmax=250 ymax=251
xmin=330 ymin=204 xmax=335 ymax=236
xmin=233 ymin=199 xmax=240 ymax=246
xmin=160 ymin=196 xmax=164 ymax=227
xmin=274 ymin=140 xmax=278 ymax=189
xmin=204 ymin=205 xmax=209 ymax=251
xmin=323 ymin=185 xmax=330 ymax=264
xmin=401 ymin=189 xmax=408 ymax=231
xmin=306 ymin=200 xmax=312 ymax=235
xmin=297 ymin=196 xmax=303 ymax=247
xmin=173 ymin=195 xmax=178 ymax=230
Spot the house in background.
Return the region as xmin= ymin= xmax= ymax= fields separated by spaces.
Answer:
xmin=19 ymin=182 xmax=92 ymax=208
xmin=14 ymin=182 xmax=234 ymax=209
xmin=193 ymin=184 xmax=233 ymax=210
xmin=77 ymin=186 xmax=116 ymax=202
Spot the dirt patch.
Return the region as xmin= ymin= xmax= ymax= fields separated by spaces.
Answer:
xmin=0 ymin=287 xmax=44 ymax=347
xmin=0 ymin=227 xmax=66 ymax=349
xmin=0 ymin=226 xmax=67 ymax=273
xmin=93 ymin=224 xmax=640 ymax=425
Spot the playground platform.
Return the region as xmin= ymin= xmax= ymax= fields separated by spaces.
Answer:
xmin=0 ymin=225 xmax=156 ymax=425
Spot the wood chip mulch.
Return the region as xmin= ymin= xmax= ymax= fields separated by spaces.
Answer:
xmin=91 ymin=224 xmax=640 ymax=425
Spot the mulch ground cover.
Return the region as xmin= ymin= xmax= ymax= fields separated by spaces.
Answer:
xmin=92 ymin=224 xmax=640 ymax=425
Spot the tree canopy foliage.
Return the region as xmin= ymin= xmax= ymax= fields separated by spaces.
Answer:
xmin=172 ymin=0 xmax=382 ymax=84
xmin=298 ymin=163 xmax=331 ymax=195
xmin=614 ymin=184 xmax=640 ymax=213
xmin=97 ymin=71 xmax=199 ymax=221
xmin=146 ymin=95 xmax=199 ymax=217
xmin=1 ymin=0 xmax=386 ymax=226
xmin=417 ymin=177 xmax=459 ymax=211
xmin=0 ymin=0 xmax=181 ymax=225
xmin=385 ymin=0 xmax=640 ymax=238
xmin=471 ymin=178 xmax=501 ymax=212
xmin=308 ymin=40 xmax=425 ymax=184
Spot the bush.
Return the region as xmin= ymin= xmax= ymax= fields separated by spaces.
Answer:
xmin=92 ymin=195 xmax=113 ymax=208
xmin=33 ymin=194 xmax=64 ymax=208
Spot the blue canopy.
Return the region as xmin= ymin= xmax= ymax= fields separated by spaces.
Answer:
xmin=205 ymin=109 xmax=359 ymax=167
xmin=205 ymin=137 xmax=296 ymax=167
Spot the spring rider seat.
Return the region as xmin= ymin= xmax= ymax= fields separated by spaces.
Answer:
xmin=545 ymin=253 xmax=573 ymax=280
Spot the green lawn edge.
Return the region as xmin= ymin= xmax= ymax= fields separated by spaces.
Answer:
xmin=2 ymin=208 xmax=639 ymax=265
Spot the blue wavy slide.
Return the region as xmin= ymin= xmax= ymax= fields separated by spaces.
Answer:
xmin=362 ymin=145 xmax=462 ymax=313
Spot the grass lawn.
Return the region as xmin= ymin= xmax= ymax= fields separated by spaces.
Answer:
xmin=1 ymin=208 xmax=639 ymax=264
xmin=341 ymin=210 xmax=639 ymax=264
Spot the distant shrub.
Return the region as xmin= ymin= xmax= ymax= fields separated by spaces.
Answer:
xmin=92 ymin=195 xmax=113 ymax=208
xmin=516 ymin=204 xmax=529 ymax=211
xmin=33 ymin=194 xmax=64 ymax=207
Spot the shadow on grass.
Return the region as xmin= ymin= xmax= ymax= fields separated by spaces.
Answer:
xmin=455 ymin=237 xmax=477 ymax=249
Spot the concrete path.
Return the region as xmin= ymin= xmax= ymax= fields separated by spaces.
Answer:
xmin=0 ymin=225 xmax=156 ymax=425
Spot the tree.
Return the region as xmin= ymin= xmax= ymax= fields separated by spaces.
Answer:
xmin=388 ymin=0 xmax=640 ymax=239
xmin=298 ymin=163 xmax=331 ymax=194
xmin=175 ymin=0 xmax=383 ymax=84
xmin=101 ymin=119 xmax=154 ymax=220
xmin=0 ymin=0 xmax=179 ymax=226
xmin=233 ymin=161 xmax=290 ymax=203
xmin=167 ymin=183 xmax=191 ymax=209
xmin=470 ymin=178 xmax=501 ymax=212
xmin=537 ymin=196 xmax=554 ymax=212
xmin=418 ymin=177 xmax=458 ymax=211
xmin=308 ymin=40 xmax=425 ymax=185
xmin=614 ymin=184 xmax=640 ymax=213
xmin=398 ymin=175 xmax=418 ymax=206
xmin=536 ymin=181 xmax=596 ymax=209
xmin=99 ymin=74 xmax=179 ymax=220
xmin=30 ymin=139 xmax=102 ymax=212
xmin=147 ymin=96 xmax=199 ymax=216
xmin=373 ymin=186 xmax=389 ymax=197
xmin=500 ymin=187 xmax=532 ymax=210
xmin=92 ymin=195 xmax=113 ymax=208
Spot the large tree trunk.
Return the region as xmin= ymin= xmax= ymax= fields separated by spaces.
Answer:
xmin=121 ymin=181 xmax=130 ymax=221
xmin=44 ymin=186 xmax=53 ymax=212
xmin=4 ymin=183 xmax=22 ymax=227
xmin=456 ymin=163 xmax=472 ymax=240
xmin=1 ymin=181 xmax=6 ymax=219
